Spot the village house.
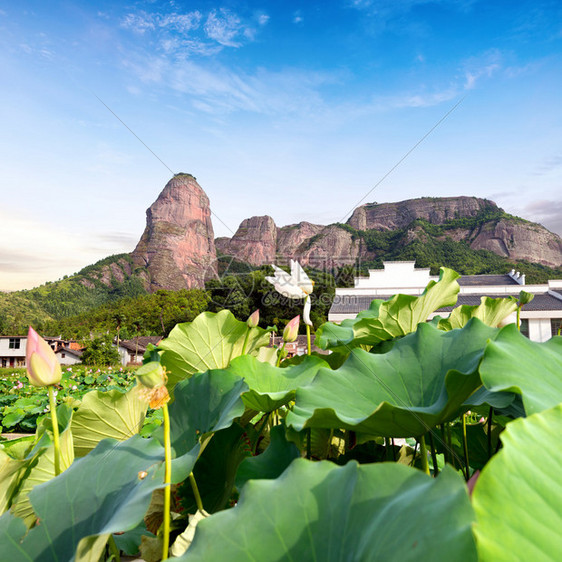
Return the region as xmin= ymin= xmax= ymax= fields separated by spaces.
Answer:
xmin=117 ymin=336 xmax=163 ymax=365
xmin=328 ymin=261 xmax=562 ymax=341
xmin=0 ymin=335 xmax=83 ymax=368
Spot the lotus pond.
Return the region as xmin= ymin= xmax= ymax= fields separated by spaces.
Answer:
xmin=0 ymin=268 xmax=560 ymax=561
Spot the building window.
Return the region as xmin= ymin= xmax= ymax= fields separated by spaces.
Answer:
xmin=9 ymin=338 xmax=20 ymax=349
xmin=61 ymin=353 xmax=66 ymax=358
xmin=520 ymin=319 xmax=529 ymax=338
xmin=552 ymin=319 xmax=562 ymax=337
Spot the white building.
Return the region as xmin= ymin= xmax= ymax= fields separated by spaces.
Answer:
xmin=329 ymin=261 xmax=562 ymax=342
xmin=0 ymin=335 xmax=82 ymax=368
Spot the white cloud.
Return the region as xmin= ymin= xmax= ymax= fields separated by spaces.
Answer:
xmin=293 ymin=11 xmax=304 ymax=24
xmin=0 ymin=212 xmax=136 ymax=291
xmin=120 ymin=6 xmax=261 ymax=57
xmin=204 ymin=9 xmax=243 ymax=47
xmin=121 ymin=11 xmax=156 ymax=34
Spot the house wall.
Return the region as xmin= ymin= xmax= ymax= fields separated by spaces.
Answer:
xmin=527 ymin=318 xmax=555 ymax=342
xmin=56 ymin=352 xmax=82 ymax=365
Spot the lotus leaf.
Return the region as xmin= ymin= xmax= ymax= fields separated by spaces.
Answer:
xmin=179 ymin=460 xmax=476 ymax=561
xmin=227 ymin=354 xmax=329 ymax=412
xmin=473 ymin=404 xmax=562 ymax=561
xmin=315 ymin=267 xmax=460 ymax=349
xmin=287 ymin=319 xmax=498 ymax=437
xmin=479 ymin=324 xmax=562 ymax=414
xmin=158 ymin=310 xmax=273 ymax=389
xmin=439 ymin=295 xmax=518 ymax=330
xmin=71 ymin=386 xmax=148 ymax=457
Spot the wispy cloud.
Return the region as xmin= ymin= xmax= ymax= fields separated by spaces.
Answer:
xmin=120 ymin=6 xmax=264 ymax=57
xmin=0 ymin=211 xmax=137 ymax=291
xmin=462 ymin=49 xmax=502 ymax=90
xmin=533 ymin=154 xmax=562 ymax=176
xmin=523 ymin=199 xmax=562 ymax=236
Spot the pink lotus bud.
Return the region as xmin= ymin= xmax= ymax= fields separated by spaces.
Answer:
xmin=283 ymin=315 xmax=300 ymax=343
xmin=467 ymin=470 xmax=480 ymax=496
xmin=247 ymin=310 xmax=260 ymax=329
xmin=26 ymin=326 xmax=62 ymax=387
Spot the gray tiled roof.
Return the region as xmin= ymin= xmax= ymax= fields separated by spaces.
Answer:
xmin=457 ymin=274 xmax=519 ymax=286
xmin=330 ymin=292 xmax=562 ymax=315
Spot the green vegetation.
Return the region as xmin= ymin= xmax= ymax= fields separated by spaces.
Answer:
xmin=81 ymin=335 xmax=121 ymax=366
xmin=0 ymin=273 xmax=560 ymax=559
xmin=0 ymin=254 xmax=148 ymax=334
xmin=206 ymin=266 xmax=335 ymax=333
xmin=41 ymin=289 xmax=210 ymax=340
xmin=0 ymin=365 xmax=136 ymax=433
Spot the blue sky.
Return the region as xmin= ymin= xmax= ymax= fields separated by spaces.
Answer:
xmin=1 ymin=0 xmax=562 ymax=290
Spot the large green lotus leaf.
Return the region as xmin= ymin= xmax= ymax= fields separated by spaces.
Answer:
xmin=463 ymin=385 xmax=516 ymax=410
xmin=287 ymin=320 xmax=498 ymax=437
xmin=473 ymin=404 xmax=562 ymax=561
xmin=11 ymin=407 xmax=75 ymax=527
xmin=227 ymin=354 xmax=329 ymax=412
xmin=439 ymin=295 xmax=518 ymax=330
xmin=153 ymin=369 xmax=248 ymax=483
xmin=158 ymin=310 xmax=273 ymax=388
xmin=179 ymin=423 xmax=250 ymax=514
xmin=0 ymin=450 xmax=25 ymax=515
xmin=479 ymin=324 xmax=562 ymax=415
xmin=315 ymin=267 xmax=460 ymax=349
xmin=235 ymin=424 xmax=300 ymax=490
xmin=71 ymin=386 xmax=148 ymax=457
xmin=178 ymin=460 xmax=476 ymax=561
xmin=0 ymin=435 xmax=165 ymax=561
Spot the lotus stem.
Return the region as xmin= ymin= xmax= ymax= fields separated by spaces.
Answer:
xmin=241 ymin=328 xmax=250 ymax=356
xmin=276 ymin=343 xmax=286 ymax=367
xmin=428 ymin=430 xmax=439 ymax=476
xmin=419 ymin=434 xmax=430 ymax=475
xmin=306 ymin=324 xmax=311 ymax=355
xmin=516 ymin=306 xmax=521 ymax=330
xmin=385 ymin=437 xmax=391 ymax=461
xmin=440 ymin=424 xmax=447 ymax=464
xmin=487 ymin=406 xmax=493 ymax=459
xmin=48 ymin=385 xmax=61 ymax=476
xmin=391 ymin=438 xmax=396 ymax=462
xmin=162 ymin=403 xmax=172 ymax=560
xmin=462 ymin=413 xmax=470 ymax=481
xmin=107 ymin=535 xmax=121 ymax=562
xmin=189 ymin=472 xmax=204 ymax=512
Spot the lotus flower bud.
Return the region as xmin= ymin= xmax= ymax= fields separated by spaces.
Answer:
xmin=247 ymin=309 xmax=260 ymax=329
xmin=283 ymin=315 xmax=300 ymax=343
xmin=136 ymin=361 xmax=166 ymax=389
xmin=518 ymin=290 xmax=534 ymax=306
xmin=26 ymin=326 xmax=62 ymax=387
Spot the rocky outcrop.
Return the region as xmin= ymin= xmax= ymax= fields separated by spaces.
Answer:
xmin=277 ymin=222 xmax=325 ymax=257
xmin=470 ymin=219 xmax=562 ymax=267
xmin=297 ymin=225 xmax=367 ymax=268
xmin=132 ymin=174 xmax=217 ymax=291
xmin=348 ymin=196 xmax=495 ymax=231
xmin=218 ymin=216 xmax=277 ymax=266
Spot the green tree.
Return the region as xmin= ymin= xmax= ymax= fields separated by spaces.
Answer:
xmin=81 ymin=335 xmax=120 ymax=366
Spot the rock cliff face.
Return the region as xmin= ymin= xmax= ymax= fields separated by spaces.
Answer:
xmin=277 ymin=222 xmax=325 ymax=257
xmin=132 ymin=174 xmax=217 ymax=291
xmin=469 ymin=219 xmax=562 ymax=267
xmin=216 ymin=196 xmax=562 ymax=269
xmin=218 ymin=216 xmax=277 ymax=266
xmin=347 ymin=196 xmax=494 ymax=231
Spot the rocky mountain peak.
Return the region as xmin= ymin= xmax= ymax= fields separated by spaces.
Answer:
xmin=347 ymin=196 xmax=497 ymax=231
xmin=132 ymin=174 xmax=217 ymax=291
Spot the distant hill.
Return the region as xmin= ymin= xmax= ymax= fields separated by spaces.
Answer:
xmin=217 ymin=197 xmax=562 ymax=270
xmin=0 ymin=254 xmax=147 ymax=334
xmin=3 ymin=176 xmax=562 ymax=336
